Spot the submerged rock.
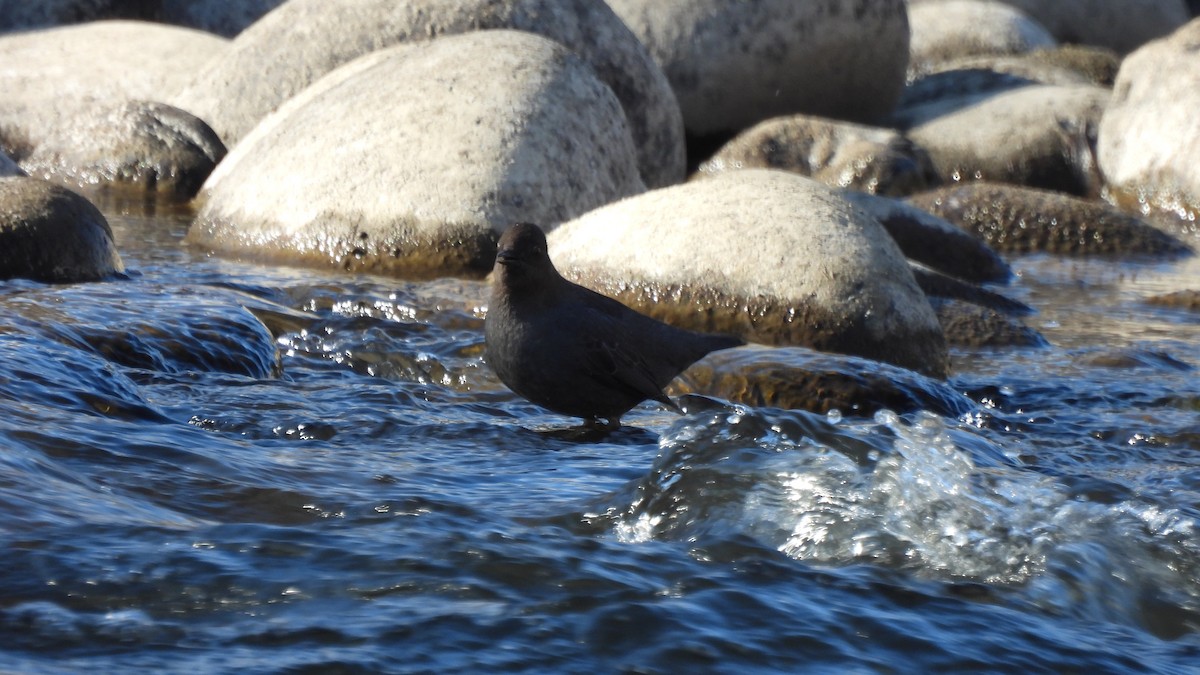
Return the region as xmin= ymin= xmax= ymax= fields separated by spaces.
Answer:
xmin=908 ymin=182 xmax=1193 ymax=256
xmin=175 ymin=0 xmax=684 ymax=189
xmin=1146 ymin=290 xmax=1200 ymax=311
xmin=669 ymin=345 xmax=974 ymax=417
xmin=841 ymin=191 xmax=1011 ymax=284
xmin=17 ymin=101 xmax=225 ymax=198
xmin=548 ymin=170 xmax=948 ymax=378
xmin=893 ymin=84 xmax=1110 ymax=197
xmin=1098 ymin=19 xmax=1200 ymax=220
xmin=604 ymin=0 xmax=910 ymax=134
xmin=190 ymin=31 xmax=644 ymax=278
xmin=929 ymin=299 xmax=1045 ymax=348
xmin=0 ymin=176 xmax=124 ymax=283
xmin=698 ymin=115 xmax=934 ymax=197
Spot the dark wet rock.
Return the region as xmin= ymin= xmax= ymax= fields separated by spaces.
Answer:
xmin=930 ymin=299 xmax=1045 ymax=348
xmin=485 ymin=223 xmax=742 ymax=427
xmin=893 ymin=84 xmax=1110 ymax=197
xmin=1080 ymin=347 xmax=1194 ymax=370
xmin=697 ymin=115 xmax=934 ymax=197
xmin=175 ymin=0 xmax=683 ymax=190
xmin=548 ymin=170 xmax=949 ymax=379
xmin=190 ymin=31 xmax=643 ymax=279
xmin=1098 ymin=19 xmax=1200 ymax=221
xmin=841 ymin=191 xmax=1011 ymax=284
xmin=668 ymin=345 xmax=975 ymax=417
xmin=908 ymin=182 xmax=1193 ymax=257
xmin=604 ymin=0 xmax=910 ymax=134
xmin=1146 ymin=290 xmax=1200 ymax=311
xmin=910 ymin=266 xmax=1031 ymax=315
xmin=0 ymin=176 xmax=124 ymax=283
xmin=157 ymin=0 xmax=284 ymax=37
xmin=907 ymin=0 xmax=1056 ymax=77
xmin=990 ymin=0 xmax=1189 ymax=54
xmin=15 ymin=101 xmax=224 ymax=198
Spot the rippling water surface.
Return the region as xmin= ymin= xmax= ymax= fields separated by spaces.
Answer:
xmin=2 ymin=198 xmax=1200 ymax=673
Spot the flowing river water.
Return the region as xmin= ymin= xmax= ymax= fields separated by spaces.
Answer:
xmin=2 ymin=196 xmax=1199 ymax=673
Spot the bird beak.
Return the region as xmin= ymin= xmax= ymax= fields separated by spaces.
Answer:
xmin=496 ymin=248 xmax=517 ymax=265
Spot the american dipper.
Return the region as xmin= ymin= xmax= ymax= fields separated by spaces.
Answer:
xmin=485 ymin=223 xmax=744 ymax=427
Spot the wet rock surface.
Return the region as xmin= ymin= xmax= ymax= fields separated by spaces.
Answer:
xmin=908 ymin=182 xmax=1193 ymax=256
xmin=0 ymin=176 xmax=125 ymax=283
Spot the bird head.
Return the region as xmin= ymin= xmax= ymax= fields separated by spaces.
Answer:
xmin=493 ymin=223 xmax=557 ymax=290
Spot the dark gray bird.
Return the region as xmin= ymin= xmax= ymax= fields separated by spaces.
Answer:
xmin=485 ymin=223 xmax=744 ymax=428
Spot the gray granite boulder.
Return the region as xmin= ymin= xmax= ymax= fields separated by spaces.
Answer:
xmin=908 ymin=182 xmax=1192 ymax=256
xmin=893 ymin=84 xmax=1110 ymax=196
xmin=174 ymin=0 xmax=684 ymax=189
xmin=698 ymin=115 xmax=934 ymax=197
xmin=604 ymin=0 xmax=910 ymax=134
xmin=1098 ymin=19 xmax=1200 ymax=221
xmin=547 ymin=169 xmax=948 ymax=378
xmin=190 ymin=30 xmax=644 ymax=278
xmin=0 ymin=177 xmax=124 ymax=283
xmin=908 ymin=0 xmax=1056 ymax=76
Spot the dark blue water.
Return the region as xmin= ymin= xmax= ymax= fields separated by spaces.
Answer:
xmin=2 ymin=198 xmax=1199 ymax=673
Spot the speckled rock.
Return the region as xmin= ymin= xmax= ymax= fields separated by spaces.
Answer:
xmin=15 ymin=100 xmax=225 ymax=198
xmin=697 ymin=115 xmax=934 ymax=197
xmin=175 ymin=0 xmax=684 ymax=189
xmin=907 ymin=183 xmax=1193 ymax=256
xmin=190 ymin=31 xmax=644 ymax=279
xmin=604 ymin=0 xmax=910 ymax=134
xmin=668 ymin=345 xmax=974 ymax=417
xmin=0 ymin=176 xmax=124 ymax=283
xmin=841 ymin=191 xmax=1011 ymax=284
xmin=893 ymin=84 xmax=1110 ymax=196
xmin=1098 ymin=19 xmax=1200 ymax=221
xmin=547 ymin=170 xmax=948 ymax=378
xmin=907 ymin=0 xmax=1056 ymax=76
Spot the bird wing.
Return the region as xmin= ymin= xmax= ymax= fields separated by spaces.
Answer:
xmin=582 ymin=326 xmax=681 ymax=413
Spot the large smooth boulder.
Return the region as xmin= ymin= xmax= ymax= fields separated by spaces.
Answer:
xmin=0 ymin=177 xmax=124 ymax=283
xmin=174 ymin=0 xmax=684 ymax=188
xmin=894 ymin=84 xmax=1110 ymax=196
xmin=547 ymin=170 xmax=948 ymax=378
xmin=908 ymin=0 xmax=1056 ymax=76
xmin=604 ymin=0 xmax=910 ymax=134
xmin=189 ymin=30 xmax=644 ymax=279
xmin=1098 ymin=19 xmax=1200 ymax=220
